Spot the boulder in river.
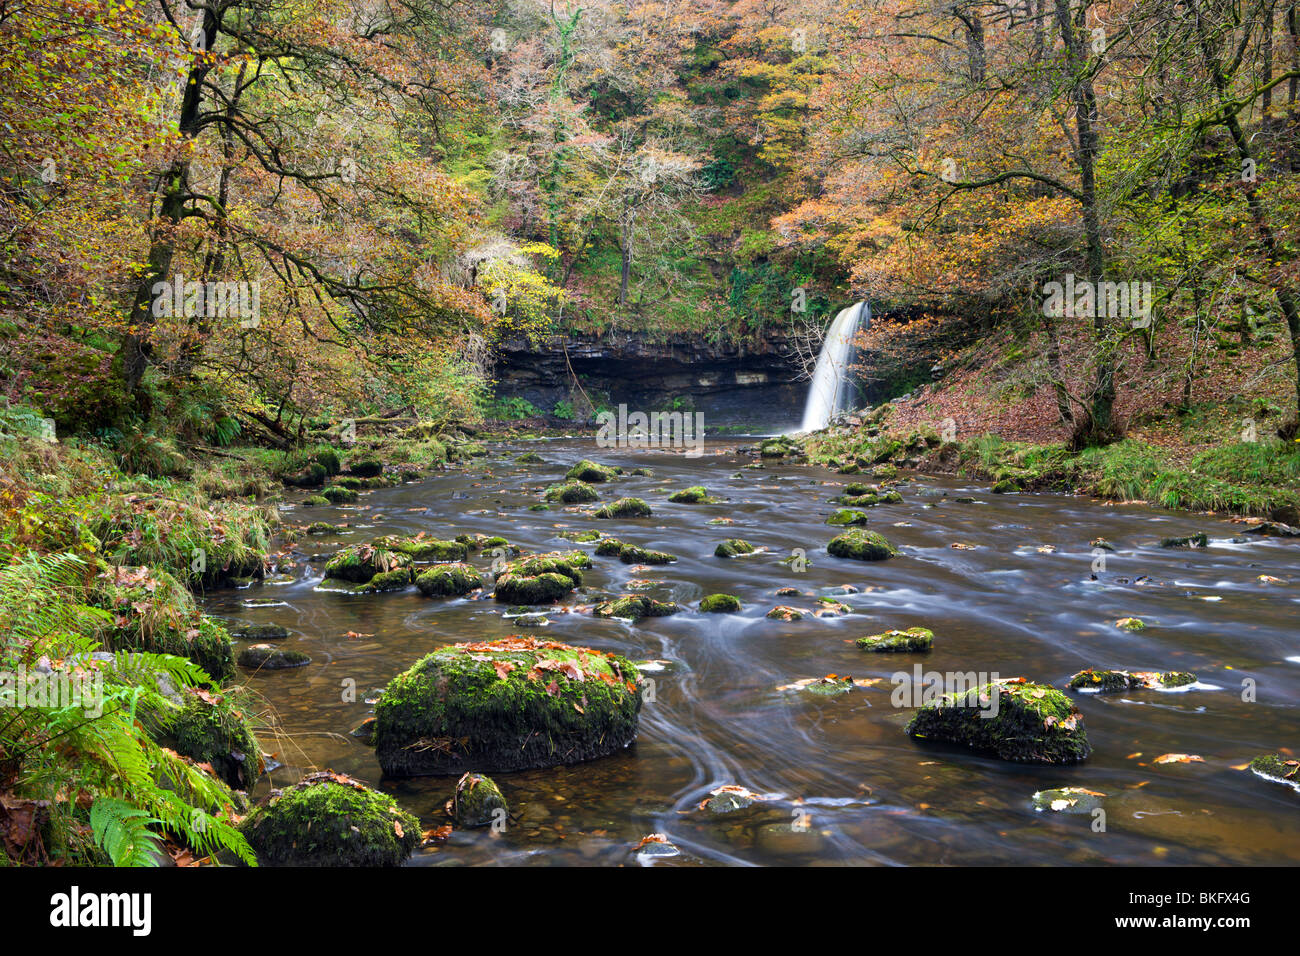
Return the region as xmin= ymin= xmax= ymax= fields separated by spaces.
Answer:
xmin=241 ymin=771 xmax=419 ymax=866
xmin=320 ymin=485 xmax=359 ymax=504
xmin=616 ymin=544 xmax=676 ymax=565
xmin=415 ymin=562 xmax=482 ymax=598
xmin=827 ymin=528 xmax=898 ymax=561
xmin=544 ymin=480 xmax=600 ymax=504
xmin=1031 ymin=787 xmax=1105 ymax=813
xmin=566 ymin=458 xmax=621 ymax=482
xmin=228 ymin=622 xmax=290 ymax=641
xmin=1067 ymin=668 xmax=1196 ymax=692
xmin=593 ymin=595 xmax=682 ymax=621
xmin=1160 ymin=532 xmax=1208 ymax=549
xmin=826 ymin=508 xmax=870 ymax=526
xmin=593 ymin=497 xmax=652 ymax=519
xmin=766 ymin=605 xmax=805 ymax=621
xmin=323 ymin=544 xmax=411 ymax=585
xmin=700 ymin=594 xmax=742 ymax=613
xmin=667 ymin=485 xmax=718 ymax=504
xmin=372 ymin=535 xmax=467 ymax=562
xmin=237 ymin=644 xmax=311 ymax=670
xmin=492 ymin=552 xmax=585 ymax=604
xmin=451 ymin=772 xmax=509 ymax=828
xmin=714 ymin=538 xmax=756 ymax=558
xmin=857 ymin=627 xmax=933 ymax=652
xmin=905 ymin=678 xmax=1091 ymax=763
xmin=373 ymin=636 xmax=642 ymax=775
xmin=1248 ymin=754 xmax=1300 ymax=791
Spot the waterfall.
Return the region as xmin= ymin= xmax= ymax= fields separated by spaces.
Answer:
xmin=799 ymin=300 xmax=869 ymax=432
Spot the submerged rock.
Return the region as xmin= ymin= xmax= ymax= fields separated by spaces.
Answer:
xmin=415 ymin=563 xmax=482 ymax=598
xmin=241 ymin=771 xmax=419 ymax=866
xmin=238 ymin=644 xmax=311 ymax=670
xmin=451 ymin=772 xmax=509 ymax=828
xmin=373 ymin=636 xmax=642 ymax=775
xmin=228 ymin=622 xmax=290 ymax=641
xmin=1031 ymin=787 xmax=1105 ymax=813
xmin=857 ymin=627 xmax=933 ymax=652
xmin=1067 ymin=668 xmax=1196 ymax=692
xmin=516 ymin=452 xmax=545 ymax=464
xmin=566 ymin=458 xmax=621 ymax=483
xmin=714 ymin=538 xmax=756 ymax=558
xmin=593 ymin=497 xmax=652 ymax=519
xmin=827 ymin=529 xmax=898 ymax=561
xmin=905 ymin=678 xmax=1091 ymax=763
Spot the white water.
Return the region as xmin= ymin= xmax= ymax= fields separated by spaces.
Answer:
xmin=799 ymin=300 xmax=869 ymax=432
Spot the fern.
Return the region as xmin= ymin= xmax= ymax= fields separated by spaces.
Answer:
xmin=90 ymin=798 xmax=163 ymax=867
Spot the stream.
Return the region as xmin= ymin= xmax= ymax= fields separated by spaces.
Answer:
xmin=202 ymin=438 xmax=1300 ymax=866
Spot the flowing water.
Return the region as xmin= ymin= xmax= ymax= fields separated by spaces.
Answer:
xmin=801 ymin=301 xmax=869 ymax=432
xmin=203 ymin=439 xmax=1300 ymax=866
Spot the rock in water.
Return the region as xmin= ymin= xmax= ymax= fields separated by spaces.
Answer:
xmin=451 ymin=772 xmax=509 ymax=828
xmin=241 ymin=771 xmax=419 ymax=866
xmin=857 ymin=627 xmax=933 ymax=652
xmin=827 ymin=528 xmax=898 ymax=561
xmin=237 ymin=644 xmax=311 ymax=669
xmin=905 ymin=678 xmax=1091 ymax=763
xmin=374 ymin=637 xmax=642 ymax=775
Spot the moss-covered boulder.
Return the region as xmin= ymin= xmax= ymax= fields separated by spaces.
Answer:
xmin=905 ymin=679 xmax=1091 ymax=763
xmin=374 ymin=637 xmax=642 ymax=775
xmin=415 ymin=563 xmax=482 ymax=598
xmin=857 ymin=627 xmax=933 ymax=652
xmin=237 ymin=644 xmax=311 ymax=670
xmin=372 ymin=535 xmax=467 ymax=562
xmin=714 ymin=538 xmax=756 ymax=558
xmin=758 ymin=436 xmax=803 ymax=459
xmin=241 ymin=772 xmax=419 ymax=866
xmin=594 ymin=497 xmax=652 ymax=519
xmin=492 ymin=553 xmax=584 ymax=605
xmin=323 ymin=544 xmax=411 ymax=584
xmin=616 ymin=544 xmax=676 ymax=565
xmin=451 ymin=772 xmax=509 ymax=828
xmin=169 ymin=687 xmax=264 ymax=790
xmin=353 ymin=568 xmax=413 ymax=593
xmin=347 ymin=458 xmax=384 ymax=478
xmin=700 ymin=594 xmax=742 ymax=613
xmin=826 ymin=509 xmax=871 ymax=526
xmin=544 ymin=480 xmax=600 ymax=504
xmin=302 ymin=495 xmax=329 ymax=507
xmin=667 ymin=485 xmax=718 ymax=504
xmin=827 ymin=529 xmax=898 ymax=561
xmin=566 ymin=459 xmax=621 ymax=482
xmin=1067 ymin=669 xmax=1196 ymax=692
xmin=1160 ymin=532 xmax=1208 ymax=549
xmin=1248 ymin=754 xmax=1300 ymax=790
xmin=284 ymin=462 xmax=327 ymax=488
xmin=766 ymin=605 xmax=804 ymax=621
xmin=304 ymin=521 xmax=345 ymax=535
xmin=593 ymin=595 xmax=682 ymax=622
xmin=320 ymin=485 xmax=359 ymax=504
xmin=92 ymin=566 xmax=237 ymax=683
xmin=838 ymin=491 xmax=903 ymax=508
xmin=516 ymin=452 xmax=545 ymax=463
xmin=228 ymin=622 xmax=290 ymax=641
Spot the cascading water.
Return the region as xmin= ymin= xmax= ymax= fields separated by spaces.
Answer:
xmin=799 ymin=300 xmax=869 ymax=432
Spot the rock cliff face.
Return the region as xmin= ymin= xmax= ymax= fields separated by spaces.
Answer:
xmin=492 ymin=329 xmax=808 ymax=431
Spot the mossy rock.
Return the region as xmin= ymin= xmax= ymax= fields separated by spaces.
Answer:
xmin=227 ymin=622 xmax=289 ymax=642
xmin=617 ymin=545 xmax=676 ymax=565
xmin=857 ymin=627 xmax=933 ymax=652
xmin=333 ymin=475 xmax=364 ymax=490
xmin=284 ymin=462 xmax=327 ymax=488
xmin=700 ymin=594 xmax=742 ymax=613
xmin=320 ymin=485 xmax=359 ymax=504
xmin=238 ymin=644 xmax=311 ymax=670
xmin=872 ymin=464 xmax=899 ymax=480
xmin=714 ymin=538 xmax=756 ymax=558
xmin=352 ymin=567 xmax=413 ymax=593
xmin=766 ymin=606 xmax=804 ymax=621
xmin=991 ymin=478 xmax=1020 ymax=494
xmin=241 ymin=772 xmax=419 ymax=866
xmin=758 ymin=436 xmax=803 ymax=459
xmin=838 ymin=492 xmax=903 ymax=507
xmin=415 ymin=563 xmax=482 ymax=598
xmin=827 ymin=529 xmax=898 ymax=561
xmin=1248 ymin=754 xmax=1300 ymax=789
xmin=347 ymin=458 xmax=384 ymax=478
xmin=566 ymin=458 xmax=621 ymax=482
xmin=667 ymin=485 xmax=718 ymax=504
xmin=302 ymin=495 xmax=329 ymax=507
xmin=373 ymin=637 xmax=642 ymax=775
xmin=492 ymin=553 xmax=584 ymax=605
xmin=594 ymin=497 xmax=651 ymax=519
xmin=827 ymin=509 xmax=870 ymax=526
xmin=1067 ymin=668 xmax=1196 ymax=692
xmin=452 ymin=772 xmax=509 ymax=828
xmin=323 ymin=545 xmax=411 ymax=584
xmin=169 ymin=687 xmax=264 ymax=790
xmin=905 ymin=679 xmax=1091 ymax=764
xmin=304 ymin=521 xmax=345 ymax=535
xmin=629 ymin=467 xmax=654 ymax=477
xmin=593 ymin=595 xmax=682 ymax=622
xmin=516 ymin=452 xmax=545 ymax=463
xmin=1160 ymin=532 xmax=1208 ymax=549
xmin=314 ymin=447 xmax=342 ymax=475
xmin=372 ymin=535 xmax=467 ymax=562
xmin=594 ymin=538 xmax=626 ymax=556
xmin=1031 ymin=787 xmax=1105 ymax=813
xmin=559 ymin=530 xmax=602 ymax=543
xmin=544 ymin=480 xmax=599 ymax=504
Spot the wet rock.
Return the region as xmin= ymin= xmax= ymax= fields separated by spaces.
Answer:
xmin=451 ymin=772 xmax=509 ymax=828
xmin=1031 ymin=787 xmax=1105 ymax=813
xmin=667 ymin=485 xmax=718 ymax=504
xmin=324 ymin=545 xmax=411 ymax=585
xmin=758 ymin=436 xmax=803 ymax=459
xmin=1160 ymin=532 xmax=1208 ymax=549
xmin=714 ymin=538 xmax=756 ymax=558
xmin=372 ymin=535 xmax=467 ymax=562
xmin=701 ymin=784 xmax=762 ymax=814
xmin=238 ymin=644 xmax=311 ymax=670
xmin=594 ymin=595 xmax=681 ymax=622
xmin=302 ymin=495 xmax=329 ymax=507
xmin=229 ymin=622 xmax=290 ymax=641
xmin=593 ymin=497 xmax=652 ymax=519
xmin=241 ymin=771 xmax=419 ymax=866
xmin=373 ymin=636 xmax=642 ymax=775
xmin=516 ymin=452 xmax=545 ymax=464
xmin=350 ymin=717 xmax=377 ymax=744
xmin=167 ymin=687 xmax=264 ymax=790
xmin=826 ymin=508 xmax=870 ymax=526
xmin=353 ymin=568 xmax=413 ymax=593
xmin=905 ymin=678 xmax=1091 ymax=763
xmin=559 ymin=530 xmax=603 ymax=543
xmin=1090 ymin=537 xmax=1116 ymax=551
xmin=629 ymin=467 xmax=655 ymax=477
xmin=1243 ymin=521 xmax=1300 ymax=538
xmin=616 ymin=544 xmax=676 ymax=565
xmin=566 ymin=458 xmax=621 ymax=482
xmin=766 ymin=606 xmax=805 ymax=621
xmin=347 ymin=458 xmax=384 ymax=478
xmin=699 ymin=594 xmax=742 ymax=613
xmin=991 ymin=479 xmax=1020 ymax=494
xmin=320 ymin=485 xmax=359 ymax=504
xmin=775 ymin=587 xmax=802 ymax=597
xmin=827 ymin=528 xmax=898 ymax=561
xmin=1067 ymin=668 xmax=1196 ymax=692
xmin=513 ymin=612 xmax=549 ymax=627
xmin=415 ymin=563 xmax=482 ymax=598
xmin=1248 ymin=754 xmax=1300 ymax=790
xmin=1113 ymin=617 xmax=1146 ymax=631
xmin=544 ymin=480 xmax=600 ymax=504
xmin=857 ymin=627 xmax=933 ymax=652
xmin=492 ymin=553 xmax=584 ymax=604
xmin=838 ymin=491 xmax=903 ymax=507
xmin=304 ymin=521 xmax=346 ymax=535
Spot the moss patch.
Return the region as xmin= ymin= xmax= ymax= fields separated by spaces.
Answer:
xmin=700 ymin=593 xmax=742 ymax=613
xmin=566 ymin=459 xmax=621 ymax=482
xmin=715 ymin=538 xmax=756 ymax=557
xmin=1067 ymin=668 xmax=1197 ymax=692
xmin=594 ymin=497 xmax=652 ymax=519
xmin=857 ymin=627 xmax=933 ymax=652
xmin=415 ymin=563 xmax=482 ymax=598
xmin=827 ymin=529 xmax=898 ymax=561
